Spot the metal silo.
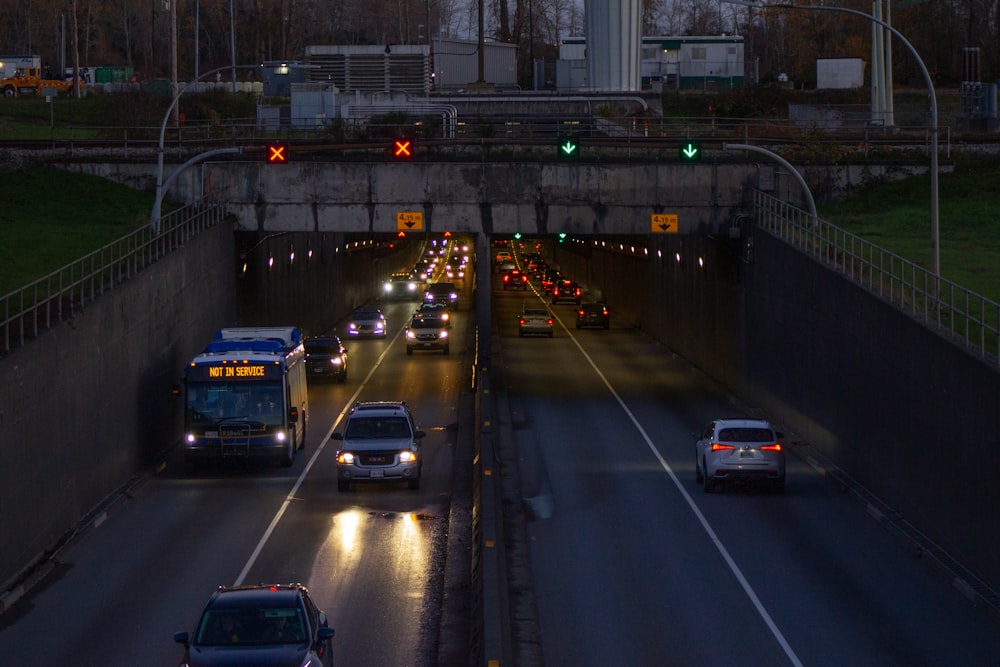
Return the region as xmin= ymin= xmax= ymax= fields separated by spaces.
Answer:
xmin=585 ymin=0 xmax=641 ymax=91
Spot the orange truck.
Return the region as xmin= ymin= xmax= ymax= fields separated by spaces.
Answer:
xmin=1 ymin=66 xmax=83 ymax=97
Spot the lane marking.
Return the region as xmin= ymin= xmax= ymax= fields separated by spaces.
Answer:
xmin=234 ymin=326 xmax=407 ymax=586
xmin=550 ymin=310 xmax=804 ymax=667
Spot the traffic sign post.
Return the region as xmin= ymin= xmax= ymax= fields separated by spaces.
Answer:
xmin=678 ymin=140 xmax=702 ymax=162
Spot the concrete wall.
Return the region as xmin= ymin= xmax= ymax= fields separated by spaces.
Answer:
xmin=553 ymin=229 xmax=1000 ymax=591
xmin=0 ymin=224 xmax=237 ymax=587
xmin=0 ymin=223 xmax=424 ymax=590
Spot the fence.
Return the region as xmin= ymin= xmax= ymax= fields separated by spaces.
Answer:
xmin=1 ymin=201 xmax=228 ymax=353
xmin=753 ymin=189 xmax=1000 ymax=367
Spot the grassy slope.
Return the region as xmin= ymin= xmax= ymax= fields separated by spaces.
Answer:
xmin=0 ymin=166 xmax=153 ymax=295
xmin=818 ymin=161 xmax=1000 ymax=300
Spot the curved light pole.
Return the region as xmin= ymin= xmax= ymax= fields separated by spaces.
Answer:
xmin=723 ymin=0 xmax=940 ymax=280
xmin=151 ymin=64 xmax=259 ymax=232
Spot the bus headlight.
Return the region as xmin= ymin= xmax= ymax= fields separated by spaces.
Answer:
xmin=275 ymin=431 xmax=287 ymax=443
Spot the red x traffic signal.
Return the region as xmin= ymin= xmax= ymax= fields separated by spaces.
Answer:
xmin=392 ymin=138 xmax=413 ymax=159
xmin=266 ymin=144 xmax=288 ymax=164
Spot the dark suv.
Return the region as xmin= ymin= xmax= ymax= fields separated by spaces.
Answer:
xmin=331 ymin=401 xmax=425 ymax=490
xmin=551 ymin=278 xmax=582 ymax=304
xmin=174 ymin=583 xmax=335 ymax=667
xmin=304 ymin=336 xmax=348 ymax=383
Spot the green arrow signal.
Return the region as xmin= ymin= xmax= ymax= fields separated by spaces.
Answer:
xmin=560 ymin=141 xmax=578 ymax=156
xmin=682 ymin=143 xmax=699 ymax=159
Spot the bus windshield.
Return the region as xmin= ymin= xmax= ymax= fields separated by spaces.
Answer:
xmin=186 ymin=382 xmax=285 ymax=426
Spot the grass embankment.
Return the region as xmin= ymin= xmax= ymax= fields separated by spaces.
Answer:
xmin=0 ymin=166 xmax=153 ymax=295
xmin=818 ymin=161 xmax=1000 ymax=301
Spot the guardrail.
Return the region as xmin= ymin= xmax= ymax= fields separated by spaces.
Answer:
xmin=1 ymin=201 xmax=228 ymax=354
xmin=753 ymin=189 xmax=1000 ymax=367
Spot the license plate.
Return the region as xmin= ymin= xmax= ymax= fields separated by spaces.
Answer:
xmin=740 ymin=451 xmax=754 ymax=459
xmin=370 ymin=469 xmax=384 ymax=478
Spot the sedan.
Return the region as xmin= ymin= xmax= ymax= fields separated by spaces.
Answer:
xmin=174 ymin=583 xmax=335 ymax=667
xmin=347 ymin=308 xmax=388 ymax=338
xmin=576 ymin=303 xmax=610 ymax=329
xmin=694 ymin=418 xmax=786 ymax=493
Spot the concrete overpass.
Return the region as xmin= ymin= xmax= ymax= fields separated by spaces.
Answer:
xmin=205 ymin=161 xmax=758 ymax=235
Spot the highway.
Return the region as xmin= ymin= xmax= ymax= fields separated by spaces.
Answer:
xmin=489 ymin=249 xmax=1000 ymax=666
xmin=0 ymin=255 xmax=476 ymax=666
xmin=0 ymin=239 xmax=999 ymax=666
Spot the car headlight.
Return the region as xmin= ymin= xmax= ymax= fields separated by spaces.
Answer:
xmin=348 ymin=323 xmax=358 ymax=331
xmin=337 ymin=452 xmax=355 ymax=464
xmin=329 ymin=357 xmax=343 ymax=366
xmin=399 ymin=451 xmax=417 ymax=463
xmin=406 ymin=330 xmax=416 ymax=339
xmin=185 ymin=433 xmax=196 ymax=444
xmin=439 ymin=330 xmax=449 ymax=339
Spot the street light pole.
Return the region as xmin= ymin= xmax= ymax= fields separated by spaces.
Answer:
xmin=151 ymin=64 xmax=259 ymax=232
xmin=723 ymin=1 xmax=940 ymax=280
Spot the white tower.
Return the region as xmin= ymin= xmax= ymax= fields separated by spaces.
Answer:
xmin=585 ymin=0 xmax=642 ymax=91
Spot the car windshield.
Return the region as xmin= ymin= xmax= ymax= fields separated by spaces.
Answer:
xmin=345 ymin=417 xmax=411 ymax=439
xmin=195 ymin=606 xmax=307 ymax=646
xmin=524 ymin=309 xmax=548 ymax=316
xmin=718 ymin=427 xmax=773 ymax=442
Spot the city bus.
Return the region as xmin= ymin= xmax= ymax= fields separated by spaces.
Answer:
xmin=177 ymin=326 xmax=309 ymax=467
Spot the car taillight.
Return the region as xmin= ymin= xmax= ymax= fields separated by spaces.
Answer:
xmin=760 ymin=443 xmax=782 ymax=452
xmin=519 ymin=319 xmax=525 ymax=325
xmin=546 ymin=319 xmax=553 ymax=325
xmin=711 ymin=443 xmax=735 ymax=451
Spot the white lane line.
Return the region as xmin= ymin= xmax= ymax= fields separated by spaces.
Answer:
xmin=233 ymin=327 xmax=406 ymax=586
xmin=551 ymin=310 xmax=804 ymax=667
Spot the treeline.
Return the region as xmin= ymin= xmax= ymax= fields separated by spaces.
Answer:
xmin=0 ymin=1 xmax=994 ymax=89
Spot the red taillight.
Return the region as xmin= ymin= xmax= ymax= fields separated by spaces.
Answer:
xmin=546 ymin=319 xmax=553 ymax=325
xmin=711 ymin=443 xmax=735 ymax=451
xmin=760 ymin=443 xmax=782 ymax=452
xmin=519 ymin=319 xmax=525 ymax=325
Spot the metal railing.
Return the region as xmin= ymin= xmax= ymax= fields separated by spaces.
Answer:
xmin=1 ymin=201 xmax=228 ymax=354
xmin=753 ymin=190 xmax=1000 ymax=367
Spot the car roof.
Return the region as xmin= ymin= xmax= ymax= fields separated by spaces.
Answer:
xmin=208 ymin=584 xmax=307 ymax=609
xmin=305 ymin=336 xmax=342 ymax=345
xmin=714 ymin=418 xmax=774 ymax=430
xmin=350 ymin=401 xmax=410 ymax=417
xmin=352 ymin=309 xmax=383 ymax=317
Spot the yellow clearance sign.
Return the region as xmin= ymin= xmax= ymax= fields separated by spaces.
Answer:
xmin=397 ymin=211 xmax=424 ymax=231
xmin=651 ymin=213 xmax=679 ymax=233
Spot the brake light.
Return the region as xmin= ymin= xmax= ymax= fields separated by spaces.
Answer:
xmin=760 ymin=443 xmax=782 ymax=452
xmin=711 ymin=443 xmax=735 ymax=451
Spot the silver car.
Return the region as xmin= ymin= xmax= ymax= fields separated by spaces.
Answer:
xmin=347 ymin=308 xmax=387 ymax=338
xmin=331 ymin=401 xmax=425 ymax=491
xmin=694 ymin=418 xmax=785 ymax=493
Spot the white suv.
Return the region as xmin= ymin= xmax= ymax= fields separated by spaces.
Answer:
xmin=694 ymin=418 xmax=786 ymax=493
xmin=331 ymin=402 xmax=425 ymax=491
